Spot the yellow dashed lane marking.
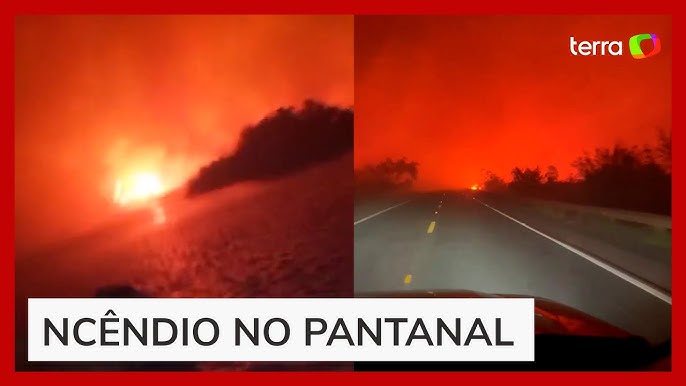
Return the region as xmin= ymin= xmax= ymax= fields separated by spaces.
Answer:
xmin=427 ymin=221 xmax=436 ymax=234
xmin=404 ymin=274 xmax=413 ymax=284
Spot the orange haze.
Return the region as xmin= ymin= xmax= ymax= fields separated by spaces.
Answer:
xmin=16 ymin=15 xmax=353 ymax=252
xmin=354 ymin=15 xmax=671 ymax=190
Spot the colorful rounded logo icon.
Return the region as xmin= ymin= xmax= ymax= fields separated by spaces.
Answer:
xmin=628 ymin=33 xmax=661 ymax=59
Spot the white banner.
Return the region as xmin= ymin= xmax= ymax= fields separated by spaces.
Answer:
xmin=28 ymin=298 xmax=534 ymax=362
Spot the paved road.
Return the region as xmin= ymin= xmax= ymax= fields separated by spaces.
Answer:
xmin=354 ymin=191 xmax=671 ymax=345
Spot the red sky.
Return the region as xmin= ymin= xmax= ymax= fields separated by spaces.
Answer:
xmin=15 ymin=15 xmax=353 ymax=250
xmin=354 ymin=15 xmax=671 ymax=190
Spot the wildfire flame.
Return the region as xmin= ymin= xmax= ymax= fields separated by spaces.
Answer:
xmin=113 ymin=172 xmax=164 ymax=206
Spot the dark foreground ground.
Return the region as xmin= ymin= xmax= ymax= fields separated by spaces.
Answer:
xmin=15 ymin=153 xmax=353 ymax=371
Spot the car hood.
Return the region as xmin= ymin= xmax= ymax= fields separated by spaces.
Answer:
xmin=356 ymin=290 xmax=632 ymax=338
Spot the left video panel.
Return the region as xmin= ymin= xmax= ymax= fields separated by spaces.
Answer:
xmin=15 ymin=15 xmax=354 ymax=371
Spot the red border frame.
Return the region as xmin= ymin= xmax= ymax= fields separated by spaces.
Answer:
xmin=1 ymin=0 xmax=680 ymax=384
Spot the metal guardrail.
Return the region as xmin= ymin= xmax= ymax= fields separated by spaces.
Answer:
xmin=527 ymin=198 xmax=671 ymax=230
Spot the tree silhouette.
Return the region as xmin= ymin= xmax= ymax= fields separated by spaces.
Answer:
xmin=509 ymin=166 xmax=543 ymax=195
xmin=482 ymin=170 xmax=507 ymax=192
xmin=656 ymin=129 xmax=671 ymax=173
xmin=545 ymin=165 xmax=559 ymax=183
xmin=571 ymin=144 xmax=670 ymax=213
xmin=480 ymin=131 xmax=670 ymax=214
xmin=187 ymin=100 xmax=353 ymax=196
xmin=355 ymin=157 xmax=419 ymax=193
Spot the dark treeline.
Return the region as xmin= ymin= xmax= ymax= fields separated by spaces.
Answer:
xmin=483 ymin=131 xmax=671 ymax=215
xmin=187 ymin=100 xmax=353 ymax=196
xmin=355 ymin=157 xmax=419 ymax=194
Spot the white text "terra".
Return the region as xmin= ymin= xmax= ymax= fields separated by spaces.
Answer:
xmin=569 ymin=37 xmax=623 ymax=56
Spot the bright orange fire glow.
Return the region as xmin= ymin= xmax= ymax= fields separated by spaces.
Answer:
xmin=471 ymin=184 xmax=478 ymax=191
xmin=113 ymin=172 xmax=164 ymax=206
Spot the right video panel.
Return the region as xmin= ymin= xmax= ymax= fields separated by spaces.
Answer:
xmin=354 ymin=15 xmax=671 ymax=371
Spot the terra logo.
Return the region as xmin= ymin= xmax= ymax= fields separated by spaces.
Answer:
xmin=628 ymin=33 xmax=661 ymax=59
xmin=569 ymin=33 xmax=661 ymax=59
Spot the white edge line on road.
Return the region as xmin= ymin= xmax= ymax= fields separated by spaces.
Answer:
xmin=477 ymin=199 xmax=672 ymax=305
xmin=354 ymin=200 xmax=411 ymax=225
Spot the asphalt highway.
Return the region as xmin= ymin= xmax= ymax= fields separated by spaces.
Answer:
xmin=354 ymin=191 xmax=671 ymax=345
